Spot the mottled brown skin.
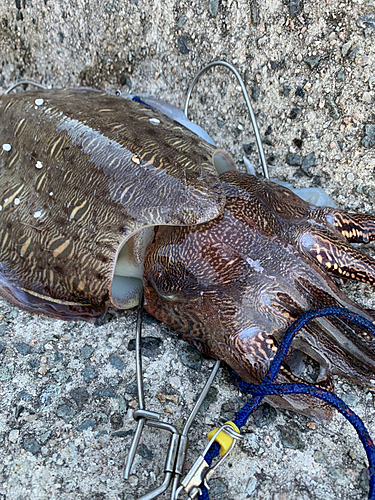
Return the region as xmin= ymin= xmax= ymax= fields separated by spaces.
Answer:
xmin=0 ymin=89 xmax=224 ymax=319
xmin=2 ymin=90 xmax=375 ymax=419
xmin=144 ymin=172 xmax=375 ymax=418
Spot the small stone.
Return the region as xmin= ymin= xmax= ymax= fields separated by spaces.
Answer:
xmin=246 ymin=477 xmax=258 ymax=495
xmin=283 ymin=84 xmax=291 ymax=96
xmin=253 ymin=403 xmax=277 ymax=427
xmin=361 ymin=124 xmax=375 ymax=148
xmin=15 ymin=342 xmax=31 ymax=356
xmin=28 ymin=357 xmax=40 ymax=370
xmin=118 ymin=395 xmax=128 ymax=416
xmin=56 ymin=404 xmax=76 ymax=420
xmin=286 ymin=153 xmax=302 ymax=166
xmin=295 ymin=86 xmax=305 ymax=98
xmin=18 ymin=389 xmax=31 ymax=401
xmin=363 ymin=92 xmax=372 ymax=103
xmin=0 ymin=324 xmax=7 ymax=336
xmin=77 ymin=420 xmax=95 ymax=432
xmin=340 ymin=392 xmax=359 ymax=406
xmin=216 ymin=117 xmax=225 ymax=128
xmin=289 ymin=106 xmax=301 ymax=119
xmin=289 ymin=0 xmax=302 ymax=16
xmin=242 ymin=432 xmax=264 ymax=456
xmin=301 ymin=152 xmax=317 ymax=176
xmin=9 ymin=430 xmax=19 ymax=443
xmin=314 ymin=450 xmax=326 ymax=463
xmin=357 ymin=14 xmax=375 ymax=30
xmin=108 ymin=377 xmax=120 ymax=387
xmin=93 ymin=387 xmax=116 ymax=398
xmin=177 ymin=34 xmax=190 ymax=55
xmin=176 ymin=15 xmax=187 ymax=28
xmin=127 ymin=337 xmax=162 ymax=357
xmin=208 ymin=0 xmax=219 ymax=16
xmin=128 ymin=475 xmax=138 ymax=487
xmin=39 ymin=384 xmax=61 ymax=407
xmin=54 ymin=351 xmax=64 ymax=362
xmin=346 ymin=172 xmax=355 ymax=182
xmin=327 ymin=466 xmax=344 ymax=480
xmin=112 ymin=429 xmax=134 ymax=438
xmin=243 ymin=143 xmax=255 ymax=155
xmin=80 ymin=345 xmax=94 ymax=359
xmin=304 ymin=56 xmax=321 ymax=70
xmin=250 ymin=2 xmax=260 ymax=25
xmin=220 ymin=399 xmax=244 ymax=422
xmin=0 ymin=342 xmax=4 ymax=353
xmin=209 ymin=479 xmax=228 ymax=495
xmin=363 ymin=186 xmax=375 ymax=199
xmin=265 ymin=125 xmax=273 ymax=136
xmin=110 ymin=412 xmax=123 ymax=430
xmin=342 ymin=40 xmax=353 ymax=57
xmin=23 ymin=437 xmax=40 ymax=455
xmin=278 ymin=425 xmax=305 ymax=450
xmin=233 ymin=127 xmax=242 ymax=138
xmin=306 ymin=422 xmax=316 ymax=430
xmin=199 ymin=387 xmax=218 ymax=414
xmin=169 ymin=376 xmax=181 ymax=388
xmin=262 ymin=137 xmax=274 ymax=146
xmin=326 ymin=95 xmax=340 ymax=120
xmin=369 ymin=77 xmax=375 ymax=90
xmin=138 ymin=443 xmax=154 ymax=461
xmin=179 ymin=345 xmax=202 ymax=371
xmin=53 ymin=369 xmax=71 ymax=385
xmin=4 ymin=309 xmax=18 ymax=320
xmin=109 ymin=355 xmax=126 ymax=371
xmin=336 ymin=71 xmax=345 ymax=82
xmin=251 ymin=85 xmax=260 ymax=102
xmin=348 ymin=44 xmax=360 ymax=59
xmin=81 ymin=365 xmax=98 ymax=382
xmin=39 ymin=431 xmax=51 ymax=444
xmin=364 ymin=28 xmax=373 ymax=37
xmin=0 ymin=367 xmax=11 ymax=381
xmin=119 ymin=74 xmax=132 ymax=88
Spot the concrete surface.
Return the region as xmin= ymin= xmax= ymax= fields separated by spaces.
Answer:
xmin=1 ymin=0 xmax=375 ymax=498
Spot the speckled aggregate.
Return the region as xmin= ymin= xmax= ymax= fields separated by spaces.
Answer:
xmin=1 ymin=0 xmax=375 ymax=498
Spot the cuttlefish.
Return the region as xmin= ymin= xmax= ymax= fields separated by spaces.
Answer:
xmin=1 ymin=88 xmax=375 ymax=419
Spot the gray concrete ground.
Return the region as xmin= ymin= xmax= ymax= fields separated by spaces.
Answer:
xmin=1 ymin=0 xmax=375 ymax=498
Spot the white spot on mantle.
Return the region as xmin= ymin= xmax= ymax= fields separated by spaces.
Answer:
xmin=2 ymin=144 xmax=11 ymax=151
xmin=149 ymin=118 xmax=160 ymax=125
xmin=14 ymin=198 xmax=20 ymax=205
xmin=35 ymin=98 xmax=44 ymax=106
xmin=36 ymin=161 xmax=43 ymax=169
xmin=245 ymin=257 xmax=264 ymax=273
xmin=33 ymin=210 xmax=42 ymax=218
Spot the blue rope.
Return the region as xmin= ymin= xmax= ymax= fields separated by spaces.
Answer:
xmin=198 ymin=306 xmax=375 ymax=500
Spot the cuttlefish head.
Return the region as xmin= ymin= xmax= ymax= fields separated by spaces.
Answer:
xmin=143 ymin=173 xmax=375 ymax=420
